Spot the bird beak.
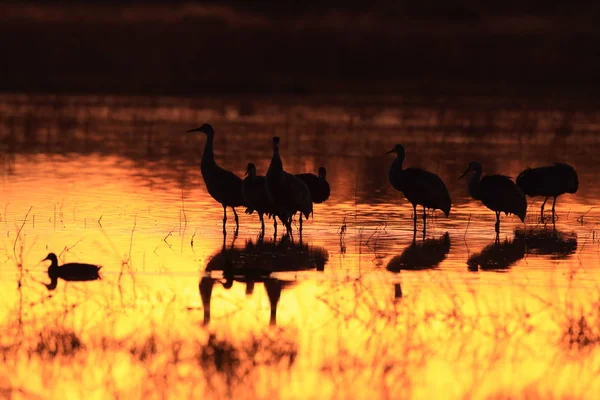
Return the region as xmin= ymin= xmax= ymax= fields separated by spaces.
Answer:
xmin=42 ymin=256 xmax=50 ymax=262
xmin=459 ymin=168 xmax=470 ymax=179
xmin=385 ymin=149 xmax=395 ymax=155
xmin=186 ymin=127 xmax=201 ymax=133
xmin=244 ymin=170 xmax=249 ymax=176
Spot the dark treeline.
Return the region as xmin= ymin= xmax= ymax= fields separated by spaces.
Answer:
xmin=2 ymin=2 xmax=600 ymax=98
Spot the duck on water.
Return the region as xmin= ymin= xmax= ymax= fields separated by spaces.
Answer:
xmin=42 ymin=252 xmax=102 ymax=291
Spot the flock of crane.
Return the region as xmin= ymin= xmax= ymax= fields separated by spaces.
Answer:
xmin=37 ymin=123 xmax=580 ymax=291
xmin=189 ymin=123 xmax=579 ymax=238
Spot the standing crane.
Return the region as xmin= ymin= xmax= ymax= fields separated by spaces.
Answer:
xmin=516 ymin=163 xmax=578 ymax=221
xmin=460 ymin=161 xmax=527 ymax=236
xmin=265 ymin=137 xmax=312 ymax=235
xmin=187 ymin=124 xmax=245 ymax=235
xmin=386 ymin=144 xmax=451 ymax=235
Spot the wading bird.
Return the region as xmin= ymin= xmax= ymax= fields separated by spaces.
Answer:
xmin=266 ymin=137 xmax=312 ymax=234
xmin=187 ymin=124 xmax=245 ymax=235
xmin=242 ymin=162 xmax=281 ymax=235
xmin=516 ymin=163 xmax=578 ymax=221
xmin=42 ymin=252 xmax=102 ymax=291
xmin=460 ymin=161 xmax=527 ymax=236
xmin=296 ymin=167 xmax=331 ymax=208
xmin=386 ymin=144 xmax=451 ymax=234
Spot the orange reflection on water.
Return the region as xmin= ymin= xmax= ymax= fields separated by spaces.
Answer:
xmin=1 ymin=96 xmax=600 ymax=399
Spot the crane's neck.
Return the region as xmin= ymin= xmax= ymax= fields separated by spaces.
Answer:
xmin=395 ymin=153 xmax=405 ymax=171
xmin=270 ymin=143 xmax=283 ymax=172
xmin=468 ymin=169 xmax=483 ymax=200
xmin=201 ymin=133 xmax=215 ymax=167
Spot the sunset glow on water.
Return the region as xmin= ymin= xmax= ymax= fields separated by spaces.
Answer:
xmin=1 ymin=94 xmax=600 ymax=399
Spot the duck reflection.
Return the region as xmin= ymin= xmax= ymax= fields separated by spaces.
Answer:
xmin=467 ymin=235 xmax=526 ymax=271
xmin=200 ymin=237 xmax=328 ymax=326
xmin=514 ymin=227 xmax=577 ymax=259
xmin=386 ymin=232 xmax=451 ymax=272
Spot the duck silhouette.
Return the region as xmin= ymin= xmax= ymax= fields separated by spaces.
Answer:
xmin=42 ymin=252 xmax=102 ymax=291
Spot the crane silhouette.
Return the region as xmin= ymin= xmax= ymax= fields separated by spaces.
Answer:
xmin=187 ymin=124 xmax=245 ymax=235
xmin=386 ymin=144 xmax=451 ymax=235
xmin=516 ymin=163 xmax=578 ymax=221
xmin=296 ymin=166 xmax=331 ymax=209
xmin=460 ymin=161 xmax=527 ymax=236
xmin=242 ymin=162 xmax=282 ymax=235
xmin=266 ymin=137 xmax=312 ymax=235
xmin=42 ymin=253 xmax=101 ymax=291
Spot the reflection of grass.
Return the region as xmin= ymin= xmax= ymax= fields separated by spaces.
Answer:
xmin=1 ymin=276 xmax=600 ymax=398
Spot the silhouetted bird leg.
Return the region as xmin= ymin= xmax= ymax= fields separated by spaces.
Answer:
xmin=222 ymin=205 xmax=227 ymax=235
xmin=540 ymin=196 xmax=548 ymax=221
xmin=551 ymin=196 xmax=557 ymax=222
xmin=299 ymin=214 xmax=303 ymax=233
xmin=232 ymin=207 xmax=239 ymax=230
xmin=412 ymin=230 xmax=417 ymax=245
xmin=412 ymin=204 xmax=418 ymax=235
xmin=495 ymin=211 xmax=501 ymax=235
xmin=394 ymin=283 xmax=403 ymax=301
xmin=422 ymin=206 xmax=427 ymax=237
xmin=259 ymin=213 xmax=265 ymax=234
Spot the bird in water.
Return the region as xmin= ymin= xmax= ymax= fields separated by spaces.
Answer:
xmin=187 ymin=124 xmax=245 ymax=235
xmin=42 ymin=252 xmax=102 ymax=291
xmin=242 ymin=162 xmax=282 ymax=235
xmin=516 ymin=163 xmax=578 ymax=222
xmin=386 ymin=144 xmax=451 ymax=235
xmin=266 ymin=137 xmax=312 ymax=235
xmin=460 ymin=161 xmax=527 ymax=236
xmin=296 ymin=166 xmax=331 ymax=211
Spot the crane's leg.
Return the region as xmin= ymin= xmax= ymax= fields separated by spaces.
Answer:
xmin=412 ymin=204 xmax=417 ymax=235
xmin=259 ymin=213 xmax=265 ymax=236
xmin=394 ymin=283 xmax=403 ymax=301
xmin=222 ymin=205 xmax=227 ymax=235
xmin=422 ymin=206 xmax=427 ymax=237
xmin=540 ymin=196 xmax=548 ymax=221
xmin=495 ymin=211 xmax=500 ymax=235
xmin=232 ymin=207 xmax=239 ymax=230
xmin=299 ymin=213 xmax=303 ymax=233
xmin=551 ymin=196 xmax=557 ymax=222
xmin=273 ymin=216 xmax=278 ymax=237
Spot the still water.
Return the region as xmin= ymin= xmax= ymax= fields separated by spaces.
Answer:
xmin=1 ymin=94 xmax=600 ymax=399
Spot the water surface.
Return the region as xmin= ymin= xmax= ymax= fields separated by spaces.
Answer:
xmin=1 ymin=94 xmax=600 ymax=399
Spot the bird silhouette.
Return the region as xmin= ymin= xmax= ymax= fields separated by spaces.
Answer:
xmin=201 ymin=237 xmax=327 ymax=326
xmin=386 ymin=144 xmax=451 ymax=235
xmin=386 ymin=232 xmax=451 ymax=272
xmin=460 ymin=161 xmax=526 ymax=236
xmin=242 ymin=163 xmax=282 ymax=236
xmin=42 ymin=252 xmax=101 ymax=291
xmin=514 ymin=227 xmax=577 ymax=260
xmin=296 ymin=166 xmax=331 ymax=209
xmin=266 ymin=137 xmax=312 ymax=235
xmin=187 ymin=123 xmax=245 ymax=235
xmin=516 ymin=163 xmax=578 ymax=221
xmin=467 ymin=235 xmax=526 ymax=271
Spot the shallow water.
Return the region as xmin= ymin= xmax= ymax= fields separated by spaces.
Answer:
xmin=1 ymin=94 xmax=600 ymax=399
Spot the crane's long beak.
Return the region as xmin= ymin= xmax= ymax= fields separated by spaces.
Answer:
xmin=459 ymin=168 xmax=470 ymax=179
xmin=385 ymin=149 xmax=395 ymax=155
xmin=186 ymin=127 xmax=201 ymax=133
xmin=41 ymin=256 xmax=50 ymax=262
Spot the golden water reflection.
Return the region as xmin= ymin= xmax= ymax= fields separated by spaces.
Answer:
xmin=1 ymin=96 xmax=600 ymax=399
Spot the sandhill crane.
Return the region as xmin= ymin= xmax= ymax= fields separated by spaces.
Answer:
xmin=460 ymin=161 xmax=526 ymax=236
xmin=386 ymin=144 xmax=451 ymax=235
xmin=265 ymin=137 xmax=312 ymax=235
xmin=187 ymin=124 xmax=245 ymax=235
xmin=516 ymin=163 xmax=578 ymax=221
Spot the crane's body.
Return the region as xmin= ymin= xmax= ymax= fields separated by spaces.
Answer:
xmin=386 ymin=144 xmax=451 ymax=234
xmin=516 ymin=163 xmax=578 ymax=221
xmin=461 ymin=161 xmax=527 ymax=236
xmin=187 ymin=124 xmax=245 ymax=235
